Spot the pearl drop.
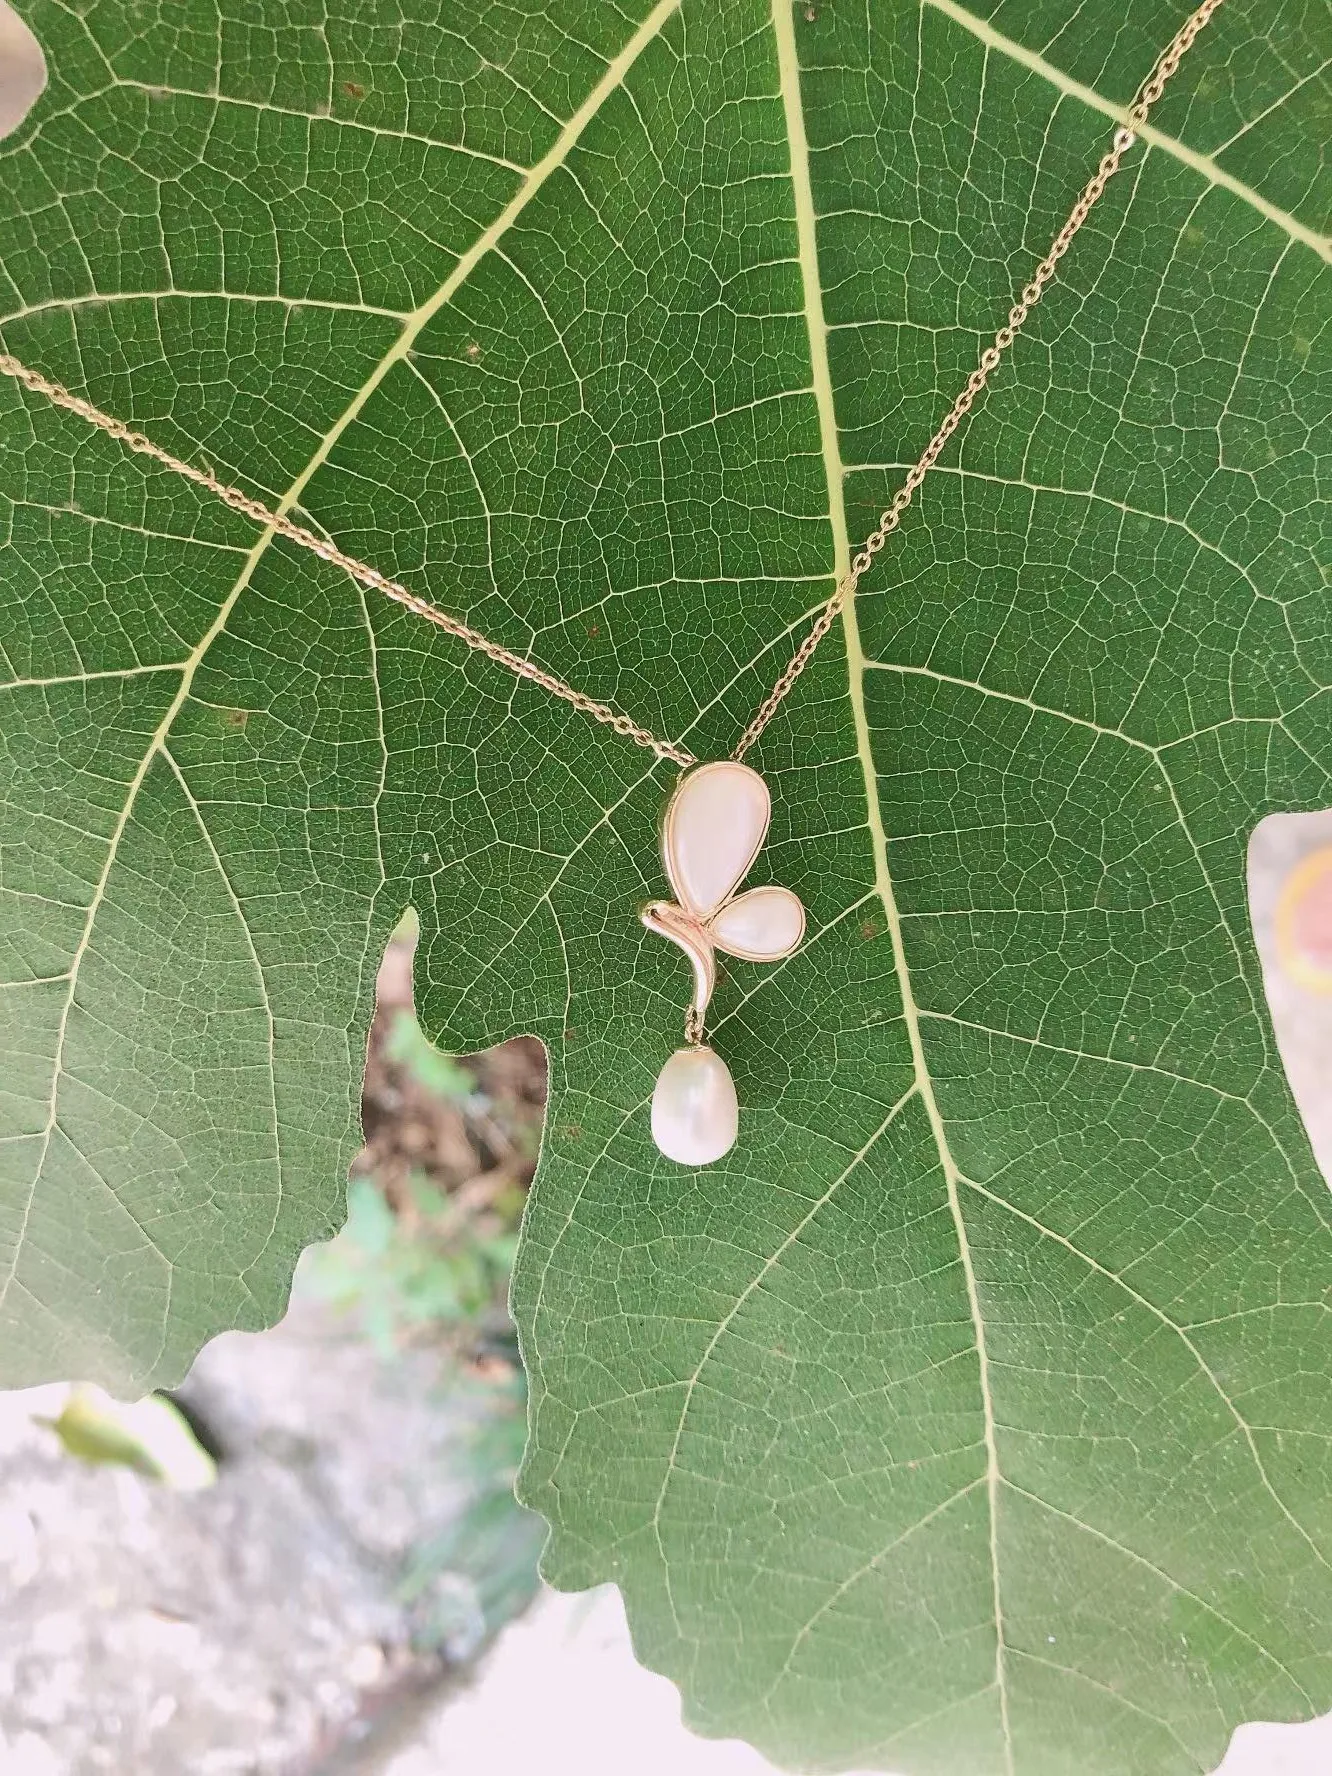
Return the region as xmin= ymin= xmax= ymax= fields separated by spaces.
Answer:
xmin=651 ymin=1045 xmax=738 ymax=1166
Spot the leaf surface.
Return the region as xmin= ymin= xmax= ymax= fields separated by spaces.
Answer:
xmin=2 ymin=1 xmax=1331 ymax=1770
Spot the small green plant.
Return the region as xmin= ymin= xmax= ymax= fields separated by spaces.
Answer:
xmin=301 ymin=1010 xmax=542 ymax=1655
xmin=38 ymin=1386 xmax=217 ymax=1491
xmin=397 ymin=1352 xmax=545 ymax=1659
xmin=303 ymin=1171 xmax=520 ymax=1358
xmin=383 ymin=1009 xmax=477 ymax=1102
xmin=303 ymin=1161 xmax=541 ymax=1658
xmin=305 ymin=1170 xmax=541 ymax=1656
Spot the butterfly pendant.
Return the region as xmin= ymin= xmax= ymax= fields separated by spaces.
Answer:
xmin=641 ymin=761 xmax=805 ymax=1165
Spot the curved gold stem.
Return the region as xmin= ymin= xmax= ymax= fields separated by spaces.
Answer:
xmin=641 ymin=901 xmax=716 ymax=1025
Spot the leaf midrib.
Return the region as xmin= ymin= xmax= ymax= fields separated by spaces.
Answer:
xmin=774 ymin=4 xmax=1331 ymax=1752
xmin=776 ymin=0 xmax=1332 ymax=1745
xmin=772 ymin=0 xmax=1015 ymax=1766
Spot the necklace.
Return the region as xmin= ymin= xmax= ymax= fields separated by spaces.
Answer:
xmin=0 ymin=0 xmax=1222 ymax=1166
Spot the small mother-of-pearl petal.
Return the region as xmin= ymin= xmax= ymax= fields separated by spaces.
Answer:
xmin=710 ymin=884 xmax=804 ymax=960
xmin=651 ymin=1046 xmax=738 ymax=1166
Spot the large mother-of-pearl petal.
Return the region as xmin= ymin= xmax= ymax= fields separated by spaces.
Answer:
xmin=662 ymin=761 xmax=770 ymax=918
xmin=709 ymin=884 xmax=805 ymax=961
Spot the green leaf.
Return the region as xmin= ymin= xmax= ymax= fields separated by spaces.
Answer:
xmin=1 ymin=1 xmax=1330 ymax=1770
xmin=40 ymin=1383 xmax=216 ymax=1488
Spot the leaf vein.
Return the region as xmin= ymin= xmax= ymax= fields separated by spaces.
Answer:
xmin=965 ymin=1175 xmax=1332 ymax=1579
xmin=924 ymin=0 xmax=1332 ymax=262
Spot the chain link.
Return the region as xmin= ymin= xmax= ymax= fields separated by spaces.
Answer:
xmin=0 ymin=0 xmax=1221 ymax=772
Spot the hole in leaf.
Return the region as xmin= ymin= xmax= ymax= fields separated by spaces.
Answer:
xmin=1248 ymin=809 xmax=1332 ymax=1182
xmin=1213 ymin=1709 xmax=1332 ymax=1774
xmin=0 ymin=1 xmax=46 ymax=140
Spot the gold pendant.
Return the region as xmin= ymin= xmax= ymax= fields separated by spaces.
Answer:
xmin=642 ymin=762 xmax=805 ymax=1165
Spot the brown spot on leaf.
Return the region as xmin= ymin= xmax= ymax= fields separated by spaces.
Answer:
xmin=222 ymin=708 xmax=250 ymax=730
xmin=343 ymin=81 xmax=365 ymax=99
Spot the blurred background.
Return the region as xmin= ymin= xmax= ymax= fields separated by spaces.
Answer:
xmin=1 ymin=816 xmax=1331 ymax=1775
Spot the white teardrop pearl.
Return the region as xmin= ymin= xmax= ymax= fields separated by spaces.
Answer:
xmin=651 ymin=1045 xmax=738 ymax=1166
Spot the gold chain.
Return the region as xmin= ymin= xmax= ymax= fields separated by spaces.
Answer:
xmin=733 ymin=0 xmax=1224 ymax=758
xmin=0 ymin=351 xmax=694 ymax=766
xmin=0 ymin=0 xmax=1221 ymax=770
